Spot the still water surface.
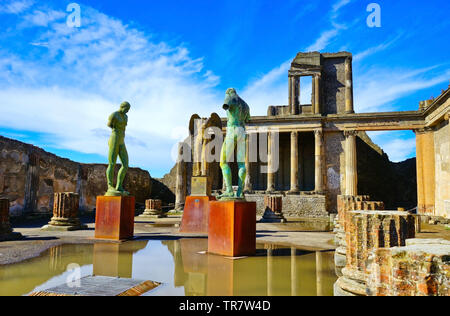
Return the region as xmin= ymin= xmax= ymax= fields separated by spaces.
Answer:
xmin=0 ymin=239 xmax=337 ymax=296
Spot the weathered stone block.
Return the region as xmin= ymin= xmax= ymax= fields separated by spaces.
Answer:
xmin=139 ymin=199 xmax=166 ymax=219
xmin=366 ymin=239 xmax=450 ymax=296
xmin=260 ymin=195 xmax=286 ymax=223
xmin=41 ymin=193 xmax=87 ymax=231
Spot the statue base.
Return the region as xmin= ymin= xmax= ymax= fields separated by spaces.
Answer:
xmin=95 ymin=196 xmax=135 ymax=241
xmin=41 ymin=217 xmax=87 ymax=231
xmin=105 ymin=188 xmax=130 ymax=197
xmin=138 ymin=209 xmax=167 ymax=219
xmin=259 ymin=209 xmax=287 ymax=223
xmin=180 ymin=196 xmax=216 ymax=234
xmin=217 ymin=196 xmax=246 ymax=202
xmin=208 ymin=200 xmax=256 ymax=257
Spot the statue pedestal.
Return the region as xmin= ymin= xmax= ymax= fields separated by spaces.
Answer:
xmin=208 ymin=200 xmax=256 ymax=257
xmin=180 ymin=196 xmax=216 ymax=234
xmin=95 ymin=196 xmax=135 ymax=241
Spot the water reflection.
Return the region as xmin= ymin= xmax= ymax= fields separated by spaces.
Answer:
xmin=93 ymin=242 xmax=148 ymax=278
xmin=162 ymin=239 xmax=336 ymax=296
xmin=0 ymin=239 xmax=336 ymax=296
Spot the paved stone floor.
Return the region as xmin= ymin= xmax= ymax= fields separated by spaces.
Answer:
xmin=0 ymin=216 xmax=448 ymax=266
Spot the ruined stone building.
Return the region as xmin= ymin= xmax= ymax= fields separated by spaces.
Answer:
xmin=173 ymin=51 xmax=450 ymax=219
xmin=0 ymin=136 xmax=176 ymax=217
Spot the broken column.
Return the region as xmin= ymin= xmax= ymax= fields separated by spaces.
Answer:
xmin=335 ymin=210 xmax=415 ymax=296
xmin=42 ymin=192 xmax=87 ymax=231
xmin=334 ymin=195 xmax=385 ymax=276
xmin=366 ymin=238 xmax=450 ymax=296
xmin=139 ymin=199 xmax=167 ymax=219
xmin=261 ymin=195 xmax=286 ymax=223
xmin=0 ymin=199 xmax=22 ymax=241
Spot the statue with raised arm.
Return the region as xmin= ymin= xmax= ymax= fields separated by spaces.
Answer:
xmin=105 ymin=101 xmax=130 ymax=197
xmin=218 ymin=88 xmax=251 ymax=200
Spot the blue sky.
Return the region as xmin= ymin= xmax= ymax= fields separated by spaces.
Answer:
xmin=0 ymin=0 xmax=449 ymax=177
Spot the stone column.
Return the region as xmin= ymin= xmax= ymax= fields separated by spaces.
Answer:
xmin=174 ymin=142 xmax=186 ymax=211
xmin=140 ymin=199 xmax=166 ymax=219
xmin=344 ymin=57 xmax=354 ymax=114
xmin=244 ymin=134 xmax=252 ymax=193
xmin=267 ymin=132 xmax=275 ymax=193
xmin=314 ymin=130 xmax=324 ymax=193
xmin=313 ymin=75 xmax=321 ymax=114
xmin=344 ymin=131 xmax=358 ymax=196
xmin=414 ymin=128 xmax=435 ymax=215
xmin=290 ymin=131 xmax=300 ymax=193
xmin=289 ymin=76 xmax=299 ymax=115
xmin=42 ymin=193 xmax=86 ymax=231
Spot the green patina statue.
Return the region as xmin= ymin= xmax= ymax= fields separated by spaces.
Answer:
xmin=105 ymin=101 xmax=131 ymax=197
xmin=219 ymin=88 xmax=251 ymax=200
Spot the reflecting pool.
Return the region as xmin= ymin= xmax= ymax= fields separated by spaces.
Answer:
xmin=0 ymin=239 xmax=337 ymax=296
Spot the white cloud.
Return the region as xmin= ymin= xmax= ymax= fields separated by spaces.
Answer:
xmin=353 ymin=34 xmax=402 ymax=62
xmin=306 ymin=28 xmax=340 ymax=52
xmin=354 ymin=66 xmax=450 ymax=112
xmin=305 ymin=0 xmax=352 ymax=52
xmin=22 ymin=9 xmax=66 ymax=27
xmin=332 ymin=0 xmax=351 ymax=13
xmin=0 ymin=0 xmax=34 ymax=14
xmin=0 ymin=5 xmax=222 ymax=177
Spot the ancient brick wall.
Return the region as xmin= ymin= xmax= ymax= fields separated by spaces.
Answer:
xmin=366 ymin=239 xmax=450 ymax=296
xmin=0 ymin=136 xmax=152 ymax=216
xmin=246 ymin=193 xmax=328 ymax=218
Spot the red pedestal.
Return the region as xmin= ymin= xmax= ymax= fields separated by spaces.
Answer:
xmin=95 ymin=196 xmax=135 ymax=241
xmin=208 ymin=200 xmax=256 ymax=257
xmin=180 ymin=196 xmax=216 ymax=234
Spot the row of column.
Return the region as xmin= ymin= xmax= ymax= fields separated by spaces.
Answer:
xmin=175 ymin=129 xmax=358 ymax=198
xmin=246 ymin=130 xmax=326 ymax=194
xmin=245 ymin=130 xmax=358 ymax=195
xmin=288 ymin=75 xmax=321 ymax=115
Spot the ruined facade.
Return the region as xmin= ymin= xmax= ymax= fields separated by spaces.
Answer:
xmin=0 ymin=136 xmax=154 ymax=216
xmin=173 ymin=51 xmax=450 ymax=219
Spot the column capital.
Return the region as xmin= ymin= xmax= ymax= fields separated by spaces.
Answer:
xmin=413 ymin=127 xmax=434 ymax=135
xmin=344 ymin=130 xmax=358 ymax=138
xmin=314 ymin=129 xmax=323 ymax=138
xmin=444 ymin=110 xmax=450 ymax=121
